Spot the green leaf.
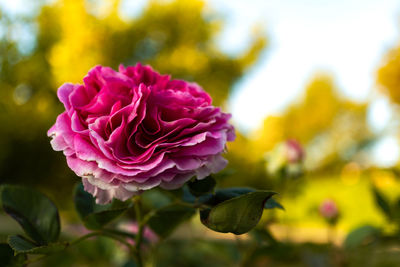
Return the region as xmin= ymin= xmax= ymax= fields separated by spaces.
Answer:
xmin=204 ymin=188 xmax=255 ymax=206
xmin=264 ymin=197 xmax=284 ymax=210
xmin=182 ymin=187 xmax=255 ymax=206
xmin=8 ymin=235 xmax=67 ymax=255
xmin=74 ymin=183 xmax=132 ymax=230
xmin=344 ymin=225 xmax=380 ymax=249
xmin=181 ymin=185 xmax=212 ymax=204
xmin=0 ymin=243 xmax=26 ymax=267
xmin=187 ymin=176 xmax=216 ymax=197
xmin=147 ymin=204 xmax=196 ymax=238
xmin=372 ymin=187 xmax=392 ymax=219
xmin=0 ymin=185 xmax=60 ymax=245
xmin=141 ymin=189 xmax=173 ymax=210
xmin=200 ymin=191 xmax=275 ymax=235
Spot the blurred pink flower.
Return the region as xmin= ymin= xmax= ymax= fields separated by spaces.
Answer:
xmin=265 ymin=139 xmax=304 ymax=176
xmin=285 ymin=139 xmax=304 ymax=164
xmin=319 ymin=199 xmax=339 ymax=220
xmin=48 ymin=63 xmax=235 ymax=204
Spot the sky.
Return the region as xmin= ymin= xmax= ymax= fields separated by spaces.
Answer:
xmin=207 ymin=0 xmax=400 ymax=166
xmin=1 ymin=0 xmax=400 ymax=166
xmin=207 ymin=0 xmax=400 ymax=130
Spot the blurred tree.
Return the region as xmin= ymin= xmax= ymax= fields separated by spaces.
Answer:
xmin=221 ymin=74 xmax=373 ymax=195
xmin=47 ymin=0 xmax=266 ymax=105
xmin=377 ymin=45 xmax=400 ymax=104
xmin=231 ymin=75 xmax=372 ymax=180
xmin=0 ymin=0 xmax=266 ymax=205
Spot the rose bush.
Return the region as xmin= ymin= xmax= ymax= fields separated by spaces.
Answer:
xmin=48 ymin=64 xmax=235 ymax=203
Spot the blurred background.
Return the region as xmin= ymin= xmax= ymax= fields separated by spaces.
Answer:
xmin=2 ymin=0 xmax=400 ymax=266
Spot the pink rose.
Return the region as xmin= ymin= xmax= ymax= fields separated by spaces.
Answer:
xmin=48 ymin=64 xmax=235 ymax=204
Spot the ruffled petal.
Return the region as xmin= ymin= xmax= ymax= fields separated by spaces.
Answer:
xmin=48 ymin=63 xmax=235 ymax=203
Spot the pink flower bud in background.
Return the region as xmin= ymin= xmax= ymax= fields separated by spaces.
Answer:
xmin=285 ymin=139 xmax=304 ymax=164
xmin=265 ymin=139 xmax=305 ymax=177
xmin=319 ymin=199 xmax=339 ymax=221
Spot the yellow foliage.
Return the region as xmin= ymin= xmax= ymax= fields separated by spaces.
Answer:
xmin=377 ymin=46 xmax=400 ymax=103
xmin=251 ymin=116 xmax=285 ymax=159
xmin=155 ymin=44 xmax=209 ymax=74
xmin=49 ymin=0 xmax=103 ymax=84
xmin=249 ymin=74 xmax=370 ymax=170
xmin=40 ymin=0 xmax=266 ymax=105
xmin=48 ymin=0 xmax=127 ymax=85
xmin=371 ymin=170 xmax=397 ymax=190
xmin=340 ymin=162 xmax=361 ymax=186
xmin=284 ymin=75 xmax=340 ymax=143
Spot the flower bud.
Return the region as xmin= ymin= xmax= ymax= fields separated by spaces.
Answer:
xmin=319 ymin=199 xmax=339 ymax=224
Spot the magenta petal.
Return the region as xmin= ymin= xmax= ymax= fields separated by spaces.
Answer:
xmin=57 ymin=83 xmax=75 ymax=110
xmin=48 ymin=112 xmax=75 ymax=149
xmin=176 ymin=134 xmax=227 ymax=157
xmin=159 ymin=172 xmax=195 ymax=190
xmin=48 ymin=63 xmax=235 ymax=203
xmin=174 ymin=157 xmax=202 ymax=171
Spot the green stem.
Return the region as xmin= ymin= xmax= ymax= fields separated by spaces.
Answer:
xmin=71 ymin=231 xmax=136 ymax=253
xmin=327 ymin=225 xmax=336 ymax=245
xmin=103 ymin=228 xmax=137 ymax=241
xmin=141 ymin=200 xmax=204 ymax=227
xmin=235 ymin=235 xmax=245 ymax=267
xmin=134 ymin=196 xmax=144 ymax=267
xmin=98 ymin=231 xmax=136 ymax=252
xmin=69 ymin=231 xmax=103 ymax=246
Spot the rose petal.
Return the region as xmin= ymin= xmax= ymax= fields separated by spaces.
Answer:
xmin=48 ymin=63 xmax=235 ymax=203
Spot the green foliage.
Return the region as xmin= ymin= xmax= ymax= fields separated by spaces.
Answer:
xmin=0 ymin=243 xmax=26 ymax=267
xmin=147 ymin=204 xmax=196 ymax=238
xmin=200 ymin=191 xmax=275 ymax=235
xmin=0 ymin=185 xmax=60 ymax=245
xmin=250 ymin=228 xmax=278 ymax=244
xmin=153 ymin=239 xmax=239 ymax=267
xmin=74 ymin=183 xmax=132 ymax=230
xmin=144 ymin=186 xmax=281 ymax=237
xmin=344 ymin=225 xmax=381 ymax=249
xmin=202 ymin=187 xmax=255 ymax=206
xmin=141 ymin=189 xmax=174 ymax=210
xmin=122 ymin=260 xmax=138 ymax=267
xmin=264 ymin=197 xmax=285 ymax=210
xmin=8 ymin=235 xmax=66 ymax=255
xmin=372 ymin=187 xmax=392 ymax=220
xmin=180 ymin=185 xmax=213 ymax=204
xmin=36 ymin=236 xmax=121 ymax=267
xmin=187 ymin=176 xmax=216 ymax=197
